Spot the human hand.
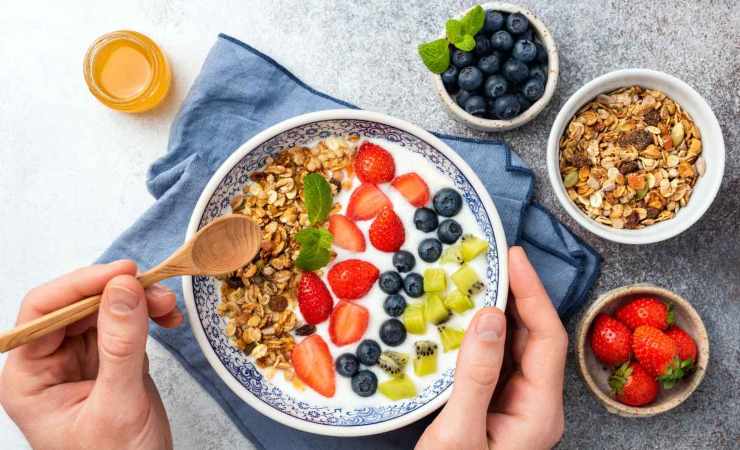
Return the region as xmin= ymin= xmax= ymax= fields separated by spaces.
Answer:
xmin=416 ymin=246 xmax=568 ymax=450
xmin=0 ymin=260 xmax=183 ymax=450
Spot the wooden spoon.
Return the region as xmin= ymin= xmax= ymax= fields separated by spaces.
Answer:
xmin=0 ymin=214 xmax=261 ymax=353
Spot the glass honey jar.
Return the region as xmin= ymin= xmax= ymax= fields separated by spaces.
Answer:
xmin=83 ymin=30 xmax=171 ymax=113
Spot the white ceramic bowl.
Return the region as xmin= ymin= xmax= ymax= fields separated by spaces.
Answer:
xmin=182 ymin=110 xmax=509 ymax=436
xmin=433 ymin=2 xmax=559 ymax=131
xmin=546 ymin=69 xmax=725 ymax=244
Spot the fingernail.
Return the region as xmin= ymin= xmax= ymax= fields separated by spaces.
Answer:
xmin=476 ymin=311 xmax=505 ymax=342
xmin=145 ymin=283 xmax=172 ymax=299
xmin=108 ymin=286 xmax=140 ymax=315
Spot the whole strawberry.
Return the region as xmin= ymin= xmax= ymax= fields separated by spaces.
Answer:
xmin=296 ymin=272 xmax=334 ymax=325
xmin=590 ymin=313 xmax=632 ymax=366
xmin=615 ymin=297 xmax=674 ymax=330
xmin=327 ymin=259 xmax=379 ymax=300
xmin=354 ymin=142 xmax=395 ymax=184
xmin=369 ymin=207 xmax=405 ymax=252
xmin=609 ymin=362 xmax=659 ymax=406
xmin=632 ymin=325 xmax=684 ymax=388
xmin=665 ymin=326 xmax=698 ymax=369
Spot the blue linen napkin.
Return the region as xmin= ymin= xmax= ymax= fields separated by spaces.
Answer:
xmin=98 ymin=34 xmax=601 ymax=450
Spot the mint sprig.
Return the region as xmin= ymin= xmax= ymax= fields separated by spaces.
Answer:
xmin=418 ymin=4 xmax=485 ymax=73
xmin=461 ymin=5 xmax=485 ymax=36
xmin=418 ymin=38 xmax=450 ymax=74
xmin=295 ymin=228 xmax=333 ymax=271
xmin=303 ymin=173 xmax=332 ymax=225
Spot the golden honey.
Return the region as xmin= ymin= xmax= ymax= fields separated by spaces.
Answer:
xmin=83 ymin=31 xmax=171 ymax=113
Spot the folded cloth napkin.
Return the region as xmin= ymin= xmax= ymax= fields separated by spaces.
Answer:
xmin=98 ymin=34 xmax=601 ymax=450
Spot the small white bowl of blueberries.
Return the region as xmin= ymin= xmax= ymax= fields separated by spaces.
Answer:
xmin=419 ymin=2 xmax=559 ymax=131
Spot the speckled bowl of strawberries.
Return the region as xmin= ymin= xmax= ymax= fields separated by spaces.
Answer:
xmin=575 ymin=283 xmax=709 ymax=417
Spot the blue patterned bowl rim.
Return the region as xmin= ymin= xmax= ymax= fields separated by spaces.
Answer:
xmin=183 ymin=110 xmax=509 ymax=437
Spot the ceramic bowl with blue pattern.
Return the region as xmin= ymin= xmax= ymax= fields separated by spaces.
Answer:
xmin=183 ymin=110 xmax=508 ymax=436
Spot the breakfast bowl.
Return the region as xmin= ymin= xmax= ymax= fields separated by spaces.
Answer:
xmin=575 ymin=283 xmax=709 ymax=417
xmin=432 ymin=2 xmax=559 ymax=131
xmin=182 ymin=109 xmax=509 ymax=436
xmin=546 ymin=69 xmax=725 ymax=244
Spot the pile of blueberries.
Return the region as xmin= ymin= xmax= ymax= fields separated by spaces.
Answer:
xmin=441 ymin=10 xmax=548 ymax=120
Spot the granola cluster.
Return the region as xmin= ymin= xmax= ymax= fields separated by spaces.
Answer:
xmin=216 ymin=136 xmax=357 ymax=381
xmin=559 ymin=86 xmax=704 ymax=229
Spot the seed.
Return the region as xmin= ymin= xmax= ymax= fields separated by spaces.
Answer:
xmin=670 ymin=122 xmax=685 ymax=147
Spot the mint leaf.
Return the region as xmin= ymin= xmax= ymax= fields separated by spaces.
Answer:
xmin=295 ymin=228 xmax=333 ymax=271
xmin=296 ymin=245 xmax=331 ymax=271
xmin=418 ymin=38 xmax=450 ymax=74
xmin=445 ymin=19 xmax=465 ymax=44
xmin=453 ymin=34 xmax=476 ymax=52
xmin=462 ymin=5 xmax=485 ymax=35
xmin=303 ymin=173 xmax=332 ymax=225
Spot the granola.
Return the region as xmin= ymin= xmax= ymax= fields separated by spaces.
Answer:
xmin=558 ymin=86 xmax=704 ymax=229
xmin=216 ymin=136 xmax=357 ymax=379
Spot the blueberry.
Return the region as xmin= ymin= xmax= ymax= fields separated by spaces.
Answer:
xmin=522 ymin=78 xmax=545 ymax=101
xmin=403 ymin=273 xmax=424 ymax=298
xmin=503 ymin=58 xmax=530 ymax=83
xmin=485 ymin=97 xmax=497 ymax=118
xmin=351 ymin=370 xmax=378 ymax=397
xmin=528 ymin=65 xmax=547 ymax=84
xmin=383 ymin=294 xmax=407 ymax=317
xmin=506 ymin=12 xmax=529 ymax=35
xmin=441 ymin=65 xmax=459 ymax=94
xmin=414 ymin=207 xmax=439 ymax=232
xmin=484 ymin=74 xmax=508 ymax=99
xmin=517 ymin=93 xmax=533 ymax=111
xmin=535 ymin=42 xmax=548 ymax=64
xmin=437 ymin=219 xmax=463 ymax=244
xmin=418 ymin=238 xmax=443 ymax=263
xmin=512 ymin=39 xmax=537 ymax=62
xmin=520 ymin=29 xmax=535 ymax=42
xmin=483 ymin=10 xmax=506 ymax=33
xmin=493 ymin=94 xmax=522 ymax=120
xmin=335 ymin=353 xmax=359 ymax=377
xmin=433 ymin=188 xmax=463 ymax=217
xmin=392 ymin=250 xmax=416 ymax=272
xmin=463 ymin=95 xmax=487 ymax=116
xmin=356 ymin=339 xmax=381 ymax=366
xmin=456 ymin=89 xmax=474 ymax=108
xmin=477 ymin=51 xmax=501 ymax=75
xmin=379 ymin=318 xmax=407 ymax=346
xmin=458 ymin=66 xmax=483 ymax=91
xmin=473 ymin=34 xmax=493 ymax=57
xmin=490 ymin=30 xmax=514 ymax=52
xmin=451 ymin=48 xmax=475 ymax=68
xmin=379 ymin=271 xmax=403 ymax=294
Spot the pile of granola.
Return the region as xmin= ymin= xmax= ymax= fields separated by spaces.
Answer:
xmin=558 ymin=86 xmax=704 ymax=229
xmin=216 ymin=136 xmax=357 ymax=382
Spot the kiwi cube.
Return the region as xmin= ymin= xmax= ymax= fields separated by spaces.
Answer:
xmin=423 ymin=268 xmax=447 ymax=292
xmin=403 ymin=302 xmax=426 ymax=335
xmin=444 ymin=289 xmax=474 ymax=314
xmin=413 ymin=340 xmax=438 ymax=376
xmin=451 ymin=264 xmax=484 ymax=296
xmin=438 ymin=325 xmax=465 ymax=352
xmin=378 ymin=376 xmax=417 ymax=401
xmin=440 ymin=244 xmax=463 ymax=264
xmin=424 ymin=293 xmax=450 ymax=325
xmin=460 ymin=234 xmax=489 ymax=262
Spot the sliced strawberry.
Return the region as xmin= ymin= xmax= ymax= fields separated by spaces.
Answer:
xmin=391 ymin=172 xmax=430 ymax=207
xmin=346 ymin=183 xmax=391 ymax=221
xmin=354 ymin=141 xmax=395 ymax=184
xmin=329 ymin=301 xmax=369 ymax=346
xmin=296 ymin=272 xmax=333 ymax=325
xmin=368 ymin=207 xmax=405 ymax=252
xmin=291 ymin=334 xmax=336 ymax=397
xmin=328 ymin=214 xmax=365 ymax=252
xmin=327 ymin=259 xmax=379 ymax=300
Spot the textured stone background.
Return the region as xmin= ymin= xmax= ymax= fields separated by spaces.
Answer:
xmin=0 ymin=1 xmax=738 ymax=448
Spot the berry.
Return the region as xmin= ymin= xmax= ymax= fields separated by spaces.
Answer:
xmin=665 ymin=326 xmax=698 ymax=367
xmin=520 ymin=29 xmax=535 ymax=42
xmin=418 ymin=238 xmax=443 ymax=263
xmin=451 ymin=48 xmax=475 ymax=68
xmin=517 ymin=93 xmax=532 ymax=111
xmin=463 ymin=96 xmax=487 ymax=116
xmin=458 ymin=66 xmax=484 ymax=91
xmin=328 ymin=214 xmax=365 ymax=252
xmin=414 ymin=207 xmax=439 ymax=232
xmin=506 ymin=12 xmax=529 ymax=35
xmin=354 ymin=141 xmax=395 ymax=184
xmin=609 ymin=362 xmax=659 ymax=407
xmin=441 ymin=65 xmax=459 ymax=94
xmin=369 ymin=207 xmax=405 ymax=252
xmin=529 ymin=65 xmax=547 ymax=84
xmin=297 ymin=272 xmax=333 ymax=325
xmin=522 ymin=78 xmax=545 ymax=101
xmin=379 ymin=318 xmax=407 ymax=346
xmin=503 ymin=58 xmax=529 ymax=83
xmin=356 ymin=339 xmax=382 ymax=365
xmin=473 ymin=34 xmax=493 ymax=57
xmin=437 ymin=219 xmax=463 ymax=244
xmin=351 ymin=370 xmax=378 ymax=397
xmin=493 ymin=94 xmax=521 ymax=119
xmin=477 ymin=52 xmax=502 ymax=75
xmin=633 ymin=325 xmax=683 ymax=388
xmin=615 ymin=297 xmax=674 ymax=330
xmin=403 ymin=273 xmax=424 ymax=298
xmin=589 ymin=313 xmax=632 ymax=366
xmin=379 ymin=271 xmax=403 ymax=294
xmin=455 ymin=89 xmax=474 ymax=108
xmin=484 ymin=74 xmax=508 ymax=99
xmin=347 ymin=183 xmax=391 ymax=221
xmin=328 ymin=259 xmax=379 ymax=300
xmin=391 ymin=172 xmax=430 ymax=207
xmin=482 ymin=10 xmax=506 ymax=33
xmin=392 ymin=250 xmax=416 ymax=273
xmin=383 ymin=294 xmax=407 ymax=317
xmin=432 ymin=188 xmax=463 ymax=217
xmin=490 ymin=30 xmax=514 ymax=52
xmin=329 ymin=301 xmax=369 ymax=346
xmin=335 ymin=353 xmax=360 ymax=377
xmin=535 ymin=42 xmax=548 ymax=64
xmin=291 ymin=335 xmax=335 ymax=397
xmin=512 ymin=39 xmax=537 ymax=62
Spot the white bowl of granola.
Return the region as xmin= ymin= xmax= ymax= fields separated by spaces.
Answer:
xmin=546 ymin=69 xmax=725 ymax=244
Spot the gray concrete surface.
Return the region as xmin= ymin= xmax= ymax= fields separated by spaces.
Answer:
xmin=0 ymin=1 xmax=738 ymax=448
